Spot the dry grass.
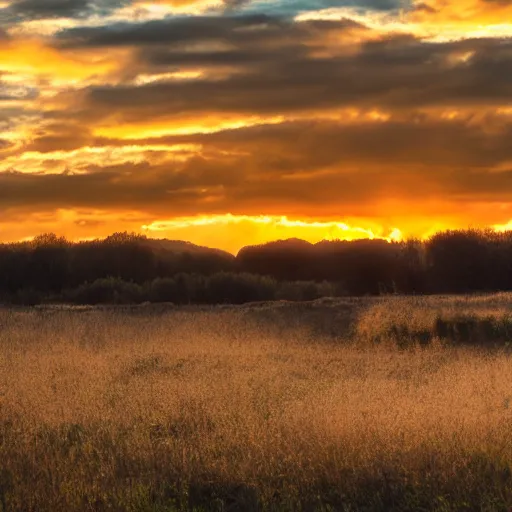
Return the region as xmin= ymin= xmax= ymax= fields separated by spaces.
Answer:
xmin=1 ymin=299 xmax=512 ymax=511
xmin=357 ymin=294 xmax=512 ymax=347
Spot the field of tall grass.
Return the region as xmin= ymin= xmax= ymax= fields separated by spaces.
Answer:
xmin=2 ymin=295 xmax=512 ymax=511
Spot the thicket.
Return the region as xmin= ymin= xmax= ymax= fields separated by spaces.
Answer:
xmin=1 ymin=228 xmax=512 ymax=304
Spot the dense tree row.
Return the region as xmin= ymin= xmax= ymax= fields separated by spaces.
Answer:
xmin=1 ymin=229 xmax=512 ymax=304
xmin=238 ymin=230 xmax=512 ymax=295
xmin=0 ymin=233 xmax=233 ymax=295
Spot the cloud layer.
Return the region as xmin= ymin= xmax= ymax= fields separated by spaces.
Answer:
xmin=1 ymin=0 xmax=512 ymax=249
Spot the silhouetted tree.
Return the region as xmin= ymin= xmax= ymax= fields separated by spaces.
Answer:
xmin=426 ymin=229 xmax=492 ymax=293
xmin=3 ymin=228 xmax=512 ymax=304
xmin=28 ymin=234 xmax=70 ymax=292
xmin=237 ymin=239 xmax=315 ymax=281
xmin=395 ymin=239 xmax=427 ymax=294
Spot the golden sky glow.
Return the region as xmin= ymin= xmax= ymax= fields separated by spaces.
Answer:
xmin=2 ymin=0 xmax=512 ymax=252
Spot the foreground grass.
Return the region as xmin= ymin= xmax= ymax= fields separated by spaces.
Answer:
xmin=1 ymin=299 xmax=512 ymax=511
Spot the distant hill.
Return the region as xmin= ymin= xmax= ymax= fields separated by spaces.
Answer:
xmin=239 ymin=238 xmax=313 ymax=252
xmin=143 ymin=238 xmax=234 ymax=261
xmin=133 ymin=237 xmax=236 ymax=278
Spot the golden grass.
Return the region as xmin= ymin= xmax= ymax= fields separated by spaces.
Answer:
xmin=356 ymin=294 xmax=512 ymax=346
xmin=1 ymin=300 xmax=512 ymax=510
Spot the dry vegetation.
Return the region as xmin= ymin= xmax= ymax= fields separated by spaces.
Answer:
xmin=1 ymin=296 xmax=512 ymax=511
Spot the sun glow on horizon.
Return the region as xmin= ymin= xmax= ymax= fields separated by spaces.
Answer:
xmin=143 ymin=214 xmax=404 ymax=253
xmin=5 ymin=209 xmax=512 ymax=254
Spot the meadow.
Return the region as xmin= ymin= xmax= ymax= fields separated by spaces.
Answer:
xmin=1 ymin=295 xmax=512 ymax=511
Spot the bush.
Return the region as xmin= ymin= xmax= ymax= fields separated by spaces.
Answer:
xmin=66 ymin=277 xmax=144 ymax=305
xmin=9 ymin=288 xmax=44 ymax=306
xmin=147 ymin=274 xmax=206 ymax=304
xmin=276 ymin=281 xmax=337 ymax=301
xmin=148 ymin=277 xmax=180 ymax=303
xmin=277 ymin=281 xmax=316 ymax=301
xmin=204 ymin=272 xmax=276 ymax=304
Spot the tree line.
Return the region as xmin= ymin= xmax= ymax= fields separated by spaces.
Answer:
xmin=1 ymin=229 xmax=512 ymax=304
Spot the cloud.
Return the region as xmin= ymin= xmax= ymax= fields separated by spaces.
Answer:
xmin=227 ymin=0 xmax=404 ymax=17
xmin=22 ymin=123 xmax=93 ymax=153
xmin=409 ymin=0 xmax=512 ymax=31
xmin=5 ymin=11 xmax=512 ymax=223
xmin=49 ymin=14 xmax=512 ymax=125
xmin=1 ymin=0 xmax=130 ymax=21
xmin=5 ymin=115 xmax=512 ymax=219
xmin=2 ymin=0 xmax=512 ymax=244
xmin=55 ymin=14 xmax=294 ymax=48
xmin=9 ymin=0 xmax=90 ymax=18
xmin=180 ymin=116 xmax=512 ymax=171
xmin=0 ymin=78 xmax=38 ymax=100
xmin=0 ymin=37 xmax=125 ymax=82
xmin=67 ymin=29 xmax=512 ymax=127
xmin=0 ymin=139 xmax=13 ymax=150
xmin=141 ymin=0 xmax=404 ymax=17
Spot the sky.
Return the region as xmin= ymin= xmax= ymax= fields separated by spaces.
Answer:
xmin=1 ymin=0 xmax=512 ymax=253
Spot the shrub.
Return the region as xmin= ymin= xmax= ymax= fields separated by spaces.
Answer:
xmin=276 ymin=281 xmax=337 ymax=301
xmin=10 ymin=288 xmax=43 ymax=306
xmin=277 ymin=281 xmax=316 ymax=301
xmin=66 ymin=277 xmax=144 ymax=305
xmin=204 ymin=272 xmax=276 ymax=304
xmin=148 ymin=277 xmax=180 ymax=303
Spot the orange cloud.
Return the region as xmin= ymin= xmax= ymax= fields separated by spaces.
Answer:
xmin=132 ymin=0 xmax=220 ymax=14
xmin=0 ymin=144 xmax=201 ymax=174
xmin=413 ymin=0 xmax=512 ymax=23
xmin=94 ymin=114 xmax=286 ymax=139
xmin=138 ymin=0 xmax=214 ymax=5
xmin=410 ymin=0 xmax=512 ymax=38
xmin=302 ymin=1 xmax=512 ymax=40
xmin=0 ymin=39 xmax=123 ymax=80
